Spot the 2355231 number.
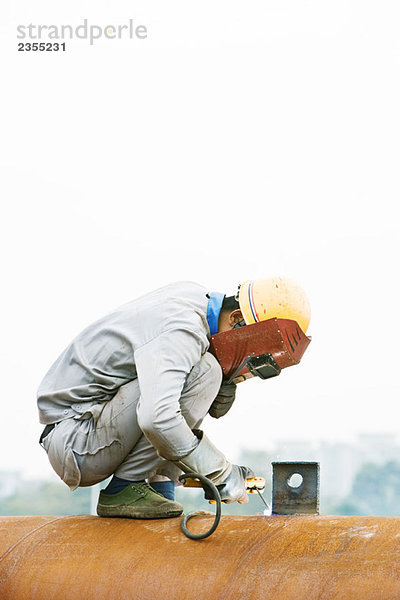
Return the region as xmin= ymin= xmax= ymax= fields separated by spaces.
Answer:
xmin=18 ymin=42 xmax=66 ymax=51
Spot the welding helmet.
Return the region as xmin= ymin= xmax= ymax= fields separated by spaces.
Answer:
xmin=238 ymin=277 xmax=311 ymax=334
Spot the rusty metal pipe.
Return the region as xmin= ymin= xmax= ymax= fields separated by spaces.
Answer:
xmin=1 ymin=515 xmax=400 ymax=599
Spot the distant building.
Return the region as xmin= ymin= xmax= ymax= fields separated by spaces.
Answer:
xmin=0 ymin=470 xmax=22 ymax=499
xmin=271 ymin=434 xmax=400 ymax=501
xmin=358 ymin=434 xmax=400 ymax=465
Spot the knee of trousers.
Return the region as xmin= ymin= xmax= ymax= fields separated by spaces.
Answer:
xmin=201 ymin=352 xmax=223 ymax=398
xmin=186 ymin=352 xmax=222 ymax=393
xmin=180 ymin=352 xmax=223 ymax=424
xmin=43 ymin=422 xmax=82 ymax=490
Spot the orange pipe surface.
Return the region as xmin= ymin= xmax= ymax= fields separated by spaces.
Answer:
xmin=1 ymin=514 xmax=400 ymax=599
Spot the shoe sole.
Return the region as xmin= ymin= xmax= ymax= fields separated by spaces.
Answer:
xmin=97 ymin=504 xmax=183 ymax=519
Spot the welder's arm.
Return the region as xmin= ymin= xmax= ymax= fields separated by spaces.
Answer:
xmin=134 ymin=328 xmax=209 ymax=461
xmin=134 ymin=329 xmax=252 ymax=500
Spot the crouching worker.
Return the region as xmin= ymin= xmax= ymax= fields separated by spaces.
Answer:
xmin=37 ymin=279 xmax=310 ymax=519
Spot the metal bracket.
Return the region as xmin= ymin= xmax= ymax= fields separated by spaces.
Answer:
xmin=272 ymin=462 xmax=320 ymax=515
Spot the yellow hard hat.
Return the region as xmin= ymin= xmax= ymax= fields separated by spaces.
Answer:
xmin=238 ymin=277 xmax=311 ymax=333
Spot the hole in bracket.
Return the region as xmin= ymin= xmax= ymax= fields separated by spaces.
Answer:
xmin=287 ymin=473 xmax=303 ymax=488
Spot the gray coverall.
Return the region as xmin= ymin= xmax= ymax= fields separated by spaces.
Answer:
xmin=38 ymin=282 xmax=223 ymax=490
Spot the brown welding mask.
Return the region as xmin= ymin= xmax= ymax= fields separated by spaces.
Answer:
xmin=208 ymin=318 xmax=311 ymax=384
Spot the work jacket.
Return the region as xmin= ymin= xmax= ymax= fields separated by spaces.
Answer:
xmin=37 ymin=282 xmax=216 ymax=461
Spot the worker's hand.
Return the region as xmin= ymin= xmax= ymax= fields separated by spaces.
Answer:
xmin=219 ymin=465 xmax=254 ymax=504
xmin=203 ymin=465 xmax=254 ymax=504
xmin=208 ymin=381 xmax=237 ymax=419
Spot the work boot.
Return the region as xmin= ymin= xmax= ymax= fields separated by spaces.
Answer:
xmin=96 ymin=482 xmax=183 ymax=519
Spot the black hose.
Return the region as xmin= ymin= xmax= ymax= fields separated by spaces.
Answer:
xmin=178 ymin=472 xmax=222 ymax=540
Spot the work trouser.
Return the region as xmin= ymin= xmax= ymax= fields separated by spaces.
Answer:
xmin=41 ymin=353 xmax=222 ymax=491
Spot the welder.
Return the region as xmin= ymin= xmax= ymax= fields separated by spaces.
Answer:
xmin=37 ymin=277 xmax=310 ymax=519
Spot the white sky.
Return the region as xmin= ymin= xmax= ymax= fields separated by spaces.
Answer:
xmin=1 ymin=0 xmax=399 ymax=479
